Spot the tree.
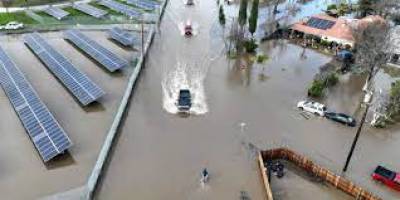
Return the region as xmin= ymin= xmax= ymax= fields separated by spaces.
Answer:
xmin=358 ymin=0 xmax=375 ymax=17
xmin=248 ymin=0 xmax=259 ymax=36
xmin=219 ymin=5 xmax=226 ymax=26
xmin=238 ymin=0 xmax=248 ymax=27
xmin=353 ymin=20 xmax=390 ymax=81
xmin=1 ymin=0 xmax=13 ymax=13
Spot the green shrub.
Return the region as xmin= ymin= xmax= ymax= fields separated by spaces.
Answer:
xmin=320 ymin=39 xmax=329 ymax=46
xmin=0 ymin=12 xmax=36 ymax=25
xmin=327 ymin=4 xmax=337 ymax=10
xmin=256 ymin=54 xmax=269 ymax=63
xmin=244 ymin=39 xmax=258 ymax=53
xmin=308 ymin=79 xmax=325 ymax=97
xmin=325 ymin=72 xmax=338 ymax=86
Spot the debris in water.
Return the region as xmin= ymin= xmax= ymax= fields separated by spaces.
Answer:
xmin=240 ymin=191 xmax=251 ymax=200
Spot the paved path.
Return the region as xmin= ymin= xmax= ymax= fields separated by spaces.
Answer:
xmin=0 ymin=0 xmax=92 ymax=13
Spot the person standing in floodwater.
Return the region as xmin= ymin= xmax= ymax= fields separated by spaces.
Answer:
xmin=201 ymin=168 xmax=209 ymax=183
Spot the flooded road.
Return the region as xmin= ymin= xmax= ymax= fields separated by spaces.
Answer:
xmin=97 ymin=0 xmax=400 ymax=200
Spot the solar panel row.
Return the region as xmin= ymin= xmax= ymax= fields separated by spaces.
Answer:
xmin=126 ymin=0 xmax=156 ymax=10
xmin=64 ymin=29 xmax=128 ymax=72
xmin=109 ymin=27 xmax=137 ymax=46
xmin=44 ymin=7 xmax=70 ymax=20
xmin=24 ymin=33 xmax=105 ymax=106
xmin=142 ymin=0 xmax=161 ymax=7
xmin=306 ymin=17 xmax=335 ymax=30
xmin=73 ymin=3 xmax=108 ymax=18
xmin=99 ymin=0 xmax=142 ymax=18
xmin=0 ymin=45 xmax=72 ymax=162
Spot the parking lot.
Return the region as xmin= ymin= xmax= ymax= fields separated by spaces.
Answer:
xmin=0 ymin=30 xmax=137 ymax=199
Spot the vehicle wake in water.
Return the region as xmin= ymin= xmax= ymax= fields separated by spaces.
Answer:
xmin=162 ymin=62 xmax=208 ymax=115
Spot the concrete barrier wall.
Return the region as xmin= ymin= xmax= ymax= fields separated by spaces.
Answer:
xmin=260 ymin=148 xmax=382 ymax=200
xmin=84 ymin=0 xmax=169 ymax=199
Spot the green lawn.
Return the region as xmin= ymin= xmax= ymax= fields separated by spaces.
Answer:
xmin=1 ymin=0 xmax=70 ymax=7
xmin=88 ymin=2 xmax=125 ymax=16
xmin=63 ymin=7 xmax=88 ymax=17
xmin=0 ymin=12 xmax=36 ymax=25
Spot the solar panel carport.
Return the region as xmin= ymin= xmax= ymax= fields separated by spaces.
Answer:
xmin=24 ymin=32 xmax=105 ymax=106
xmin=64 ymin=29 xmax=128 ymax=72
xmin=0 ymin=45 xmax=72 ymax=162
xmin=73 ymin=3 xmax=108 ymax=18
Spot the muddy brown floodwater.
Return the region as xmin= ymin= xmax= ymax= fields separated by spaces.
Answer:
xmin=96 ymin=0 xmax=400 ymax=200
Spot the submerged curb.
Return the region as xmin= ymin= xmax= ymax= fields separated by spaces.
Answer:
xmin=84 ymin=0 xmax=169 ymax=199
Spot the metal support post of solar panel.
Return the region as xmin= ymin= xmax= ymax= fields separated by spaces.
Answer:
xmin=0 ymin=45 xmax=72 ymax=162
xmin=23 ymin=33 xmax=105 ymax=106
xmin=64 ymin=29 xmax=128 ymax=72
xmin=44 ymin=7 xmax=70 ymax=20
xmin=126 ymin=0 xmax=157 ymax=10
xmin=98 ymin=0 xmax=142 ymax=18
xmin=73 ymin=3 xmax=108 ymax=18
xmin=109 ymin=27 xmax=137 ymax=46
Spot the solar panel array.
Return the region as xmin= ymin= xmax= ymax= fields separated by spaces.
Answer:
xmin=64 ymin=29 xmax=128 ymax=72
xmin=109 ymin=27 xmax=137 ymax=46
xmin=44 ymin=7 xmax=70 ymax=20
xmin=0 ymin=46 xmax=72 ymax=162
xmin=99 ymin=0 xmax=142 ymax=18
xmin=24 ymin=33 xmax=105 ymax=106
xmin=73 ymin=3 xmax=108 ymax=18
xmin=306 ymin=17 xmax=336 ymax=30
xmin=126 ymin=0 xmax=157 ymax=10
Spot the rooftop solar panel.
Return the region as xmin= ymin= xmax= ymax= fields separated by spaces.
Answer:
xmin=306 ymin=17 xmax=335 ymax=30
xmin=44 ymin=7 xmax=70 ymax=20
xmin=64 ymin=29 xmax=128 ymax=72
xmin=73 ymin=3 xmax=108 ymax=18
xmin=0 ymin=45 xmax=72 ymax=162
xmin=99 ymin=0 xmax=142 ymax=18
xmin=24 ymin=33 xmax=105 ymax=106
xmin=126 ymin=0 xmax=156 ymax=10
xmin=109 ymin=27 xmax=137 ymax=46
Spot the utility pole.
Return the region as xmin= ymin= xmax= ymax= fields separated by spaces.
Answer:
xmin=342 ymin=67 xmax=375 ymax=172
xmin=342 ymin=104 xmax=369 ymax=172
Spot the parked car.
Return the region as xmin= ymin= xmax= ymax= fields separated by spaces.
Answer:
xmin=372 ymin=165 xmax=400 ymax=191
xmin=325 ymin=112 xmax=356 ymax=127
xmin=184 ymin=20 xmax=193 ymax=37
xmin=4 ymin=21 xmax=24 ymax=30
xmin=176 ymin=89 xmax=191 ymax=112
xmin=297 ymin=100 xmax=326 ymax=116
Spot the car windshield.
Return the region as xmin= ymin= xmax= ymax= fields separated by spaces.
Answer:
xmin=180 ymin=90 xmax=190 ymax=98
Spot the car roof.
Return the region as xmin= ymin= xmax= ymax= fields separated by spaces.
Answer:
xmin=305 ymin=101 xmax=325 ymax=108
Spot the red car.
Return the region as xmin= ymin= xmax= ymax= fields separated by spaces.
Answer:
xmin=372 ymin=165 xmax=400 ymax=191
xmin=184 ymin=20 xmax=193 ymax=37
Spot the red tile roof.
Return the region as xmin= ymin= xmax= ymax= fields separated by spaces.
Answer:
xmin=291 ymin=14 xmax=385 ymax=45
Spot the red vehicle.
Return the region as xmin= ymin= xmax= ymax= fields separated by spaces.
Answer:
xmin=184 ymin=20 xmax=193 ymax=37
xmin=372 ymin=165 xmax=400 ymax=191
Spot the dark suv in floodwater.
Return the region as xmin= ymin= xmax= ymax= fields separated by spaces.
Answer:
xmin=325 ymin=112 xmax=356 ymax=127
xmin=176 ymin=89 xmax=191 ymax=112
